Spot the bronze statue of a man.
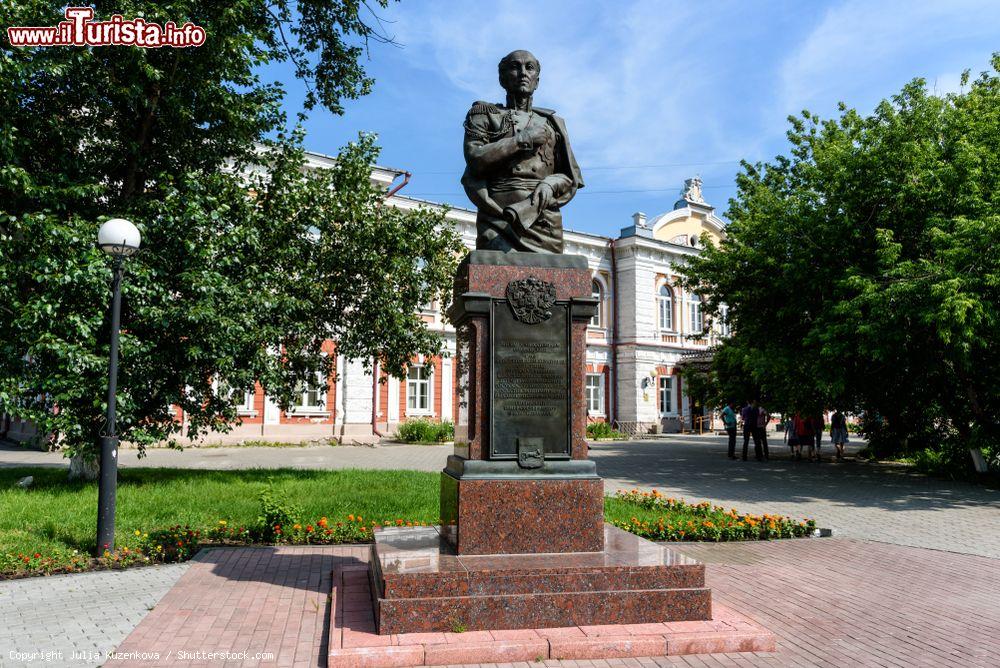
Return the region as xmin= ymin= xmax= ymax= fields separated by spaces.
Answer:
xmin=462 ymin=50 xmax=584 ymax=254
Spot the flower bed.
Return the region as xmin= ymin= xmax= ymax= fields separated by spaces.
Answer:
xmin=1 ymin=515 xmax=436 ymax=578
xmin=606 ymin=489 xmax=815 ymax=541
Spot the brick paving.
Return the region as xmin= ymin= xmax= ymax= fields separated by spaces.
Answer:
xmin=105 ymin=546 xmax=368 ymax=668
xmin=92 ymin=538 xmax=1000 ymax=668
xmin=3 ymin=436 xmax=999 ymax=666
xmin=0 ymin=563 xmax=189 ymax=668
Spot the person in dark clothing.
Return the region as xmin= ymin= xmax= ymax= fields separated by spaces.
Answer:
xmin=830 ymin=410 xmax=849 ymax=460
xmin=721 ymin=400 xmax=739 ymax=460
xmin=814 ymin=411 xmax=826 ymax=463
xmin=793 ymin=412 xmax=815 ymax=460
xmin=756 ymin=403 xmax=770 ymax=461
xmin=740 ymin=400 xmax=760 ymax=461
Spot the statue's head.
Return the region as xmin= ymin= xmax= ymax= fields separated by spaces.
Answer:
xmin=498 ymin=50 xmax=540 ymax=97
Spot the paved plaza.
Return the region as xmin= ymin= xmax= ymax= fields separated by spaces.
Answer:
xmin=4 ymin=434 xmax=998 ymax=557
xmin=2 ymin=435 xmax=999 ymax=666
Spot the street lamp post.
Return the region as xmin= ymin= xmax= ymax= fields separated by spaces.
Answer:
xmin=96 ymin=218 xmax=141 ymax=554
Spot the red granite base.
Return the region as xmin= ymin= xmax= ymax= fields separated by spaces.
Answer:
xmin=440 ymin=471 xmax=604 ymax=554
xmin=370 ymin=524 xmax=713 ymax=635
xmin=333 ymin=563 xmax=773 ymax=667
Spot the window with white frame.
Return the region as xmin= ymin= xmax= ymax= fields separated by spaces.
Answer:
xmin=590 ymin=280 xmax=603 ymax=328
xmin=718 ymin=305 xmax=731 ymax=337
xmin=406 ymin=365 xmax=431 ymax=414
xmin=657 ymin=284 xmax=673 ymax=331
xmin=214 ymin=379 xmax=255 ymax=414
xmin=689 ymin=292 xmax=704 ymax=334
xmin=585 ymin=373 xmax=604 ymax=415
xmin=236 ymin=389 xmax=255 ymax=413
xmin=292 ymin=373 xmax=326 ymax=412
xmin=658 ymin=376 xmax=675 ymax=416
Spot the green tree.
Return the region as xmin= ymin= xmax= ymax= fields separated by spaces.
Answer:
xmin=682 ymin=55 xmax=1000 ymax=462
xmin=0 ymin=1 xmax=464 ymax=475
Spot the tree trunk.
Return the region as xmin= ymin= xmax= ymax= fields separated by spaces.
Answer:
xmin=68 ymin=452 xmax=99 ymax=481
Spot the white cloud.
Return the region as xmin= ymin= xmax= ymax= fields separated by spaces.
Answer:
xmin=390 ymin=0 xmax=752 ymax=190
xmin=780 ymin=0 xmax=1000 ymax=118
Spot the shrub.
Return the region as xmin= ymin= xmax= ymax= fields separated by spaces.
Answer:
xmin=587 ymin=421 xmax=625 ymax=440
xmin=396 ymin=418 xmax=453 ymax=443
xmin=256 ymin=483 xmax=302 ymax=542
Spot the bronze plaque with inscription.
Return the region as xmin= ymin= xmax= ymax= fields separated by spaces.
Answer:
xmin=490 ymin=298 xmax=571 ymax=459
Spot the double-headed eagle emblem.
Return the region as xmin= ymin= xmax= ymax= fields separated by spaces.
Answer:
xmin=505 ymin=277 xmax=557 ymax=324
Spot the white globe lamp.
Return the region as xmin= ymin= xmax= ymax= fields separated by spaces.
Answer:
xmin=97 ymin=218 xmax=141 ymax=256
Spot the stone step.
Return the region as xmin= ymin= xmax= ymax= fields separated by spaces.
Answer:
xmin=377 ymin=561 xmax=706 ymax=598
xmin=370 ymin=523 xmax=714 ymax=635
xmin=375 ymin=586 xmax=713 ymax=634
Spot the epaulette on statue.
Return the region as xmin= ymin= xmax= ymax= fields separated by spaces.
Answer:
xmin=464 ymin=101 xmax=513 ymax=142
xmin=468 ymin=101 xmax=501 ymax=116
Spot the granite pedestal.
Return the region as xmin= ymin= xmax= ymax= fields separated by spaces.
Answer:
xmin=371 ymin=524 xmax=712 ymax=634
xmin=369 ymin=251 xmax=715 ymax=635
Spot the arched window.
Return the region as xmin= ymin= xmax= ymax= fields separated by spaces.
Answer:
xmin=657 ymin=285 xmax=673 ymax=331
xmin=590 ymin=279 xmax=603 ymax=328
xmin=689 ymin=292 xmax=704 ymax=333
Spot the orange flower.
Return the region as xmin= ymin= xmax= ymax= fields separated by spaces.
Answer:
xmin=318 ymin=517 xmax=328 ymax=528
xmin=305 ymin=525 xmax=314 ymax=533
xmin=347 ymin=514 xmax=355 ymax=521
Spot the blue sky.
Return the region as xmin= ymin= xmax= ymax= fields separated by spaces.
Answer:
xmin=260 ymin=0 xmax=1000 ymax=237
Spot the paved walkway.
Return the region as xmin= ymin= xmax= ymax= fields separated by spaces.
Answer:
xmin=5 ymin=435 xmax=998 ymax=557
xmin=2 ymin=434 xmax=999 ymax=667
xmin=0 ymin=563 xmax=190 ymax=668
xmin=590 ymin=439 xmax=1000 ymax=559
xmin=19 ymin=538 xmax=997 ymax=667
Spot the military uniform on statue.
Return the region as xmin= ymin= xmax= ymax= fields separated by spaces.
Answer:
xmin=365 ymin=49 xmax=715 ymax=635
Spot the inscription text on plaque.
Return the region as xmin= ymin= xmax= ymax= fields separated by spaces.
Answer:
xmin=490 ymin=299 xmax=571 ymax=459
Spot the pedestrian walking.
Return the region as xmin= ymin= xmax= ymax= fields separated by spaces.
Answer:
xmin=741 ymin=400 xmax=761 ymax=461
xmin=814 ymin=411 xmax=825 ymax=463
xmin=721 ymin=400 xmax=738 ymax=460
xmin=793 ymin=412 xmax=815 ymax=461
xmin=785 ymin=414 xmax=799 ymax=456
xmin=756 ymin=404 xmax=770 ymax=461
xmin=830 ymin=409 xmax=849 ymax=460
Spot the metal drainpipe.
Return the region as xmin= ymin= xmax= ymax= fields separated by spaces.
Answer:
xmin=371 ymin=169 xmax=410 ymax=436
xmin=372 ymin=359 xmax=383 ymax=437
xmin=609 ymin=238 xmax=619 ymax=424
xmin=384 ymin=171 xmax=411 ymax=199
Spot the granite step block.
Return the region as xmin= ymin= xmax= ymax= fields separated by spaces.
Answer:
xmin=376 ymin=586 xmax=712 ymax=634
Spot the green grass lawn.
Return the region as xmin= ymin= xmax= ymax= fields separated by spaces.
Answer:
xmin=0 ymin=467 xmax=439 ymax=573
xmin=0 ymin=467 xmax=813 ymax=578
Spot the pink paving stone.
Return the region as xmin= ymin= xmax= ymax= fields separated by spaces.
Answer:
xmin=394 ymin=632 xmax=449 ymax=646
xmin=327 ymin=645 xmax=425 ymax=668
xmin=534 ymin=626 xmax=587 ymax=639
xmin=666 ymin=631 xmax=776 ymax=656
xmin=622 ymin=623 xmax=678 ymax=635
xmin=489 ymin=628 xmax=543 ymax=641
xmin=549 ymin=635 xmax=668 ymax=660
xmin=343 ymin=628 xmax=393 ymax=649
xmin=423 ymin=639 xmax=550 ymax=665
xmin=442 ymin=630 xmax=495 ymax=643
